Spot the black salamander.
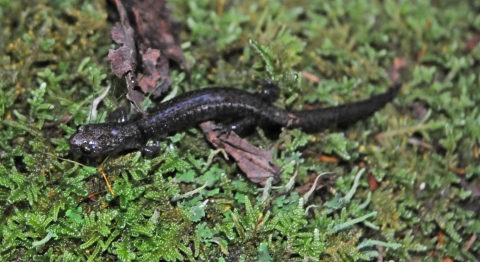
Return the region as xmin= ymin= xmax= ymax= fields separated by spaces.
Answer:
xmin=69 ymin=83 xmax=401 ymax=157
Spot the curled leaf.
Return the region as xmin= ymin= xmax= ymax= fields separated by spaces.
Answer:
xmin=200 ymin=121 xmax=281 ymax=185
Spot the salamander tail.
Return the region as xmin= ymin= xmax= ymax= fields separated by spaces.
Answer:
xmin=288 ymin=83 xmax=401 ymax=132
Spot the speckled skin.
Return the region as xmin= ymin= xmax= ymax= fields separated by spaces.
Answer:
xmin=69 ymin=84 xmax=401 ymax=157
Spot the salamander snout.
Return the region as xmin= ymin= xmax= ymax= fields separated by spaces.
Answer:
xmin=69 ymin=122 xmax=140 ymax=157
xmin=69 ymin=125 xmax=104 ymax=157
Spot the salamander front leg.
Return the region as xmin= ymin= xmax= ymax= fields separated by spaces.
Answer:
xmin=106 ymin=107 xmax=129 ymax=123
xmin=258 ymin=80 xmax=280 ymax=103
xmin=140 ymin=141 xmax=161 ymax=156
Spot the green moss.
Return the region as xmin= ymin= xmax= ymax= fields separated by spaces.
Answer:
xmin=1 ymin=0 xmax=480 ymax=260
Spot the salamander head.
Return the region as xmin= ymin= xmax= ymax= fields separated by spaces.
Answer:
xmin=69 ymin=123 xmax=137 ymax=158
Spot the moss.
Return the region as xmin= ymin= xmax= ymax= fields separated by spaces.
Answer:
xmin=1 ymin=0 xmax=480 ymax=260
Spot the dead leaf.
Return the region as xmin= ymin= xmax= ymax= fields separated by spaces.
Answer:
xmin=368 ymin=173 xmax=380 ymax=191
xmin=466 ymin=35 xmax=480 ymax=51
xmin=108 ymin=0 xmax=186 ymax=110
xmin=387 ymin=57 xmax=407 ymax=84
xmin=108 ymin=22 xmax=137 ymax=78
xmin=200 ymin=122 xmax=281 ymax=185
xmin=108 ymin=0 xmax=145 ymax=110
xmin=125 ymin=89 xmax=146 ymax=112
xmin=137 ymin=48 xmax=172 ymax=96
xmin=126 ymin=0 xmax=185 ymax=97
xmin=128 ymin=0 xmax=184 ymax=64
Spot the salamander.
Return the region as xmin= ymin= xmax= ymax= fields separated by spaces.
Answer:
xmin=69 ymin=83 xmax=401 ymax=157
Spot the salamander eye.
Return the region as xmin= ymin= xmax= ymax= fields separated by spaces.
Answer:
xmin=80 ymin=143 xmax=94 ymax=155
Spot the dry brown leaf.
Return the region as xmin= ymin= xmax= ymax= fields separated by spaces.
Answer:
xmin=127 ymin=0 xmax=184 ymax=97
xmin=387 ymin=57 xmax=407 ymax=84
xmin=108 ymin=22 xmax=137 ymax=78
xmin=466 ymin=35 xmax=480 ymax=51
xmin=137 ymin=48 xmax=171 ymax=96
xmin=108 ymin=0 xmax=186 ymax=110
xmin=200 ymin=122 xmax=281 ymax=185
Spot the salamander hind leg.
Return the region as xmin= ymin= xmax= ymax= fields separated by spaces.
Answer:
xmin=212 ymin=117 xmax=259 ymax=136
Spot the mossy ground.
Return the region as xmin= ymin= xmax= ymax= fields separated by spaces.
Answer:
xmin=1 ymin=0 xmax=480 ymax=261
